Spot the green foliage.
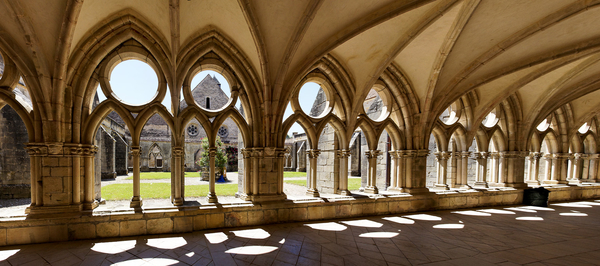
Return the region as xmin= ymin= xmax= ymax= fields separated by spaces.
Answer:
xmin=283 ymin=172 xmax=307 ymax=178
xmin=283 ymin=178 xmax=362 ymax=191
xmin=196 ymin=136 xmax=228 ymax=173
xmin=125 ymin=172 xmax=200 ymax=180
xmin=102 ymin=183 xmax=239 ymax=200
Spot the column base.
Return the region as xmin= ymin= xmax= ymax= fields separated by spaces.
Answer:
xmin=249 ymin=193 xmax=287 ymax=202
xmin=306 ymin=188 xmax=320 ymax=197
xmin=489 ymin=183 xmax=507 ymax=187
xmin=339 ymin=189 xmax=352 ymax=196
xmin=434 ymin=184 xmax=450 ymax=190
xmin=130 ymin=196 xmax=143 ymax=208
xmin=363 ymin=186 xmax=378 ymax=194
xmin=505 ymin=182 xmax=528 ymax=189
xmin=207 ymin=192 xmax=218 ymax=203
xmin=460 ymin=184 xmax=473 ymax=190
xmin=83 ymin=201 xmax=99 ymax=210
xmin=473 ymin=181 xmax=489 ymax=189
xmin=386 ymin=187 xmax=403 ymax=193
xmin=172 ymin=197 xmax=184 ymax=206
xmin=568 ymin=179 xmax=581 ymax=185
xmin=581 ymin=179 xmax=597 ymax=183
xmin=26 ymin=204 xmax=83 ymax=215
xmin=402 ymin=187 xmax=433 ymax=194
xmin=542 ymin=180 xmax=561 ymax=185
xmin=526 ymin=180 xmax=540 ymax=186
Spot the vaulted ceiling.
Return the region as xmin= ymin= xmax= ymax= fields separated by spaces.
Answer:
xmin=2 ymin=0 xmax=600 ymax=148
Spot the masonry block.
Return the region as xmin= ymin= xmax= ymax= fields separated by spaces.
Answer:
xmin=120 ymin=220 xmax=146 ymax=236
xmin=147 ymin=218 xmax=173 ymax=235
xmin=225 ymin=212 xmax=248 ymax=227
xmin=69 ymin=223 xmax=96 ymax=240
xmin=97 ymin=222 xmax=120 ymax=238
xmin=206 ymin=213 xmax=224 ymax=228
xmin=174 ymin=217 xmax=193 ymax=233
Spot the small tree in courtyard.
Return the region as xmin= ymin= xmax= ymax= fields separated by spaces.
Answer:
xmin=196 ymin=137 xmax=228 ymax=177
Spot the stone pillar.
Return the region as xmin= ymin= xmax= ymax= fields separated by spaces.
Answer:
xmin=337 ymin=150 xmax=351 ymax=195
xmin=25 ymin=146 xmax=42 ymax=207
xmin=402 ymin=150 xmax=430 ymax=194
xmin=306 ymin=149 xmax=321 ymax=197
xmin=434 ymin=152 xmax=450 ymax=190
xmin=488 ymin=153 xmax=498 ymax=184
xmin=568 ymin=153 xmax=583 ymax=185
xmin=238 ymin=149 xmax=253 ymax=200
xmin=583 ymin=154 xmax=599 ymax=183
xmin=364 ymin=150 xmax=380 ymax=194
xmin=527 ymin=152 xmax=542 ymax=186
xmin=581 ymin=155 xmax=590 ymax=181
xmin=387 ymin=151 xmax=403 ymax=192
xmin=172 ymin=147 xmax=184 ymax=206
xmin=449 ymin=152 xmax=458 ymax=188
xmin=207 ymin=148 xmax=218 ymax=203
xmin=82 ymin=146 xmax=98 ymax=210
xmin=244 ymin=147 xmax=287 ymax=202
xmin=459 ymin=152 xmax=471 ymax=189
xmin=130 ymin=146 xmax=142 ymax=208
xmin=501 ymin=151 xmax=528 ymax=188
xmin=495 ymin=152 xmax=508 ymax=187
xmin=473 ymin=152 xmax=489 ymax=188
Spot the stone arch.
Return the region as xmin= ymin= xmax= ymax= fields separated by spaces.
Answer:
xmin=82 ymin=101 xmax=135 ymax=145
xmin=132 ymin=104 xmax=176 ymax=145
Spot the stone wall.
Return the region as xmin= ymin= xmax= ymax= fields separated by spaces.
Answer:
xmin=0 ymin=105 xmax=30 ymax=199
xmin=100 ymin=127 xmax=116 ymax=179
xmin=114 ymin=133 xmax=128 ymax=175
xmin=4 ymin=185 xmax=600 ymax=247
xmin=316 ymin=124 xmax=338 ymax=194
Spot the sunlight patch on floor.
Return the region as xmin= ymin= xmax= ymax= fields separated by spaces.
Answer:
xmin=231 ymin=228 xmax=270 ymax=239
xmin=402 ymin=214 xmax=442 ymax=221
xmin=305 ymin=222 xmax=347 ymax=231
xmin=147 ymin=237 xmax=187 ymax=249
xmin=452 ymin=210 xmax=491 ymax=216
xmin=0 ymin=249 xmax=19 ymax=261
xmin=205 ymin=232 xmax=228 ymax=244
xmin=225 ymin=245 xmax=278 ymax=255
xmin=478 ymin=209 xmax=516 ymax=215
xmin=516 ymin=216 xmax=544 ymax=221
xmin=433 ymin=223 xmax=464 ymax=229
xmin=340 ymin=219 xmax=383 ymax=228
xmin=383 ymin=217 xmax=416 ymax=224
xmin=91 ymin=240 xmax=136 ymax=254
xmin=359 ymin=232 xmax=399 ymax=238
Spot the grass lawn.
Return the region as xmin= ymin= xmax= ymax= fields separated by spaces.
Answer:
xmin=283 ymin=171 xmax=307 ymax=178
xmin=284 ymin=178 xmax=362 ymax=191
xmin=125 ymin=172 xmax=202 ymax=180
xmin=101 ymin=183 xmax=238 ymax=200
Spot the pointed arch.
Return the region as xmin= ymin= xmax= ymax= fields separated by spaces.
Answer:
xmin=82 ymin=100 xmax=135 ymax=145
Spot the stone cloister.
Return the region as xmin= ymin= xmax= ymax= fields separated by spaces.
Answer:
xmin=1 ymin=0 xmax=600 ymax=247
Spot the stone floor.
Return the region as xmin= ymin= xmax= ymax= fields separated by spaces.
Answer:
xmin=2 ymin=200 xmax=600 ymax=265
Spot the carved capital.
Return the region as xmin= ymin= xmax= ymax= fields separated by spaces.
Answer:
xmin=25 ymin=143 xmax=48 ymax=156
xmin=307 ymin=149 xmax=321 ymax=159
xmin=336 ymin=149 xmax=351 ymax=159
xmin=209 ymin=148 xmax=217 ymax=157
xmin=130 ymin=146 xmax=141 ymax=157
xmin=365 ymin=150 xmax=380 ymax=159
xmin=172 ymin=147 xmax=184 ymax=157
xmin=460 ymin=151 xmax=471 ymax=159
xmin=47 ymin=142 xmax=64 ymax=155
xmin=241 ymin=148 xmax=252 ymax=159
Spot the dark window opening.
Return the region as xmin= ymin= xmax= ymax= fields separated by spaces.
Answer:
xmin=206 ymin=97 xmax=211 ymax=109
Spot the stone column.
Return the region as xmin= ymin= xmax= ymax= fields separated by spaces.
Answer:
xmin=581 ymin=155 xmax=590 ymax=181
xmin=568 ymin=153 xmax=583 ymax=185
xmin=434 ymin=152 xmax=450 ymax=190
xmin=449 ymin=152 xmax=458 ymax=188
xmin=337 ymin=150 xmax=351 ymax=195
xmin=402 ymin=150 xmax=430 ymax=194
xmin=239 ymin=149 xmax=252 ymax=200
xmin=527 ymin=152 xmax=542 ymax=185
xmin=364 ymin=150 xmax=380 ymax=194
xmin=495 ymin=152 xmax=508 ymax=187
xmin=488 ymin=153 xmax=498 ymax=184
xmin=387 ymin=151 xmax=403 ymax=192
xmin=172 ymin=147 xmax=184 ymax=206
xmin=473 ymin=152 xmax=489 ymax=188
xmin=501 ymin=151 xmax=527 ymax=188
xmin=542 ymin=154 xmax=552 ymax=184
xmin=82 ymin=146 xmax=98 ymax=210
xmin=25 ymin=145 xmax=43 ymax=208
xmin=207 ymin=148 xmax=218 ymax=203
xmin=130 ymin=146 xmax=142 ymax=208
xmin=306 ymin=149 xmax=321 ymax=197
xmin=459 ymin=152 xmax=471 ymax=189
xmin=584 ymin=154 xmax=599 ymax=183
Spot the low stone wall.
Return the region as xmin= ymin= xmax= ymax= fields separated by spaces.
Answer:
xmin=0 ymin=185 xmax=599 ymax=246
xmin=0 ymin=185 xmax=30 ymax=199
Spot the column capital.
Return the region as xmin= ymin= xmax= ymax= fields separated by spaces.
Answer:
xmin=434 ymin=151 xmax=451 ymax=160
xmin=336 ymin=150 xmax=351 ymax=158
xmin=130 ymin=146 xmax=141 ymax=156
xmin=459 ymin=151 xmax=471 ymax=158
xmin=365 ymin=150 xmax=380 ymax=159
xmin=588 ymin=153 xmax=600 ymax=160
xmin=307 ymin=149 xmax=321 ymax=158
xmin=172 ymin=147 xmax=184 ymax=157
xmin=388 ymin=150 xmax=400 ymax=159
xmin=241 ymin=148 xmax=253 ymax=158
xmin=572 ymin=153 xmax=585 ymax=160
xmin=473 ymin=151 xmax=489 ymax=159
xmin=209 ymin=147 xmax=217 ymax=157
xmin=528 ymin=152 xmax=542 ymax=160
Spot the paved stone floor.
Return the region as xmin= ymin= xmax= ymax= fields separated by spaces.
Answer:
xmin=2 ymin=200 xmax=600 ymax=265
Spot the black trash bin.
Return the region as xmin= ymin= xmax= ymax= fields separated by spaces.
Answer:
xmin=523 ymin=187 xmax=550 ymax=207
